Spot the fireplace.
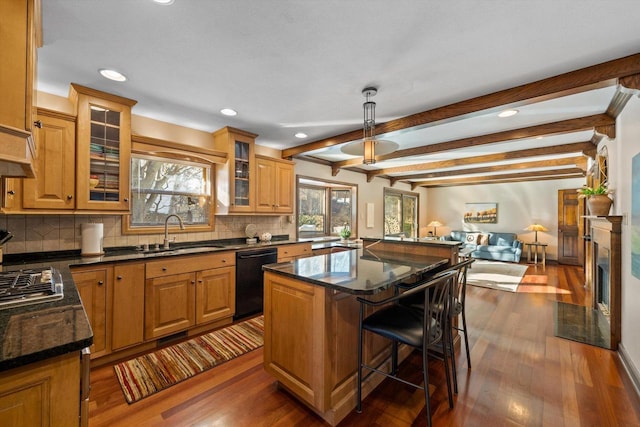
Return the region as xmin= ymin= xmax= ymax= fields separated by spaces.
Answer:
xmin=589 ymin=216 xmax=622 ymax=349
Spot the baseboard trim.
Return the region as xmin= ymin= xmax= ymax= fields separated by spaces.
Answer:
xmin=618 ymin=343 xmax=640 ymax=398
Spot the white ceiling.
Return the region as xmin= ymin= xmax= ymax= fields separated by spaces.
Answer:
xmin=38 ymin=0 xmax=640 ymax=185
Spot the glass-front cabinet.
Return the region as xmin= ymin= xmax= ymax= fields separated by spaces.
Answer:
xmin=213 ymin=126 xmax=257 ymax=214
xmin=71 ymin=84 xmax=137 ymax=211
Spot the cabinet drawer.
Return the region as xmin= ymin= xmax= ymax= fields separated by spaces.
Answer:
xmin=277 ymin=243 xmax=312 ymax=260
xmin=146 ymin=251 xmax=235 ymax=278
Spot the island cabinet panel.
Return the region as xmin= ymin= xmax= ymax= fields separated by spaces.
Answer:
xmin=145 ymin=272 xmax=196 ymax=339
xmin=263 ymin=271 xmax=395 ymax=425
xmin=277 ymin=242 xmax=312 ymax=262
xmin=112 ymin=262 xmax=145 ymax=351
xmin=362 ymin=238 xmax=460 ymax=264
xmin=73 ymin=267 xmax=108 ymax=358
xmin=0 ymin=352 xmax=80 ymax=427
xmin=196 ymin=266 xmax=235 ymax=324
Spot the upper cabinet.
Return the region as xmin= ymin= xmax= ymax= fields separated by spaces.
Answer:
xmin=213 ymin=126 xmax=295 ymax=216
xmin=70 ymin=83 xmax=137 ymax=211
xmin=255 ymin=155 xmax=294 ymax=214
xmin=213 ymin=127 xmax=258 ymax=214
xmin=0 ymin=0 xmax=41 ymax=178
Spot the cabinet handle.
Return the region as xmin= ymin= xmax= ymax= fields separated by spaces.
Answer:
xmin=98 ymin=280 xmax=104 ymax=285
xmin=116 ymin=276 xmax=122 ymax=280
xmin=123 ymin=198 xmax=129 ymax=202
xmin=191 ymin=280 xmax=196 ymax=285
xmin=222 ymin=259 xmax=226 ymax=263
xmin=162 ymin=267 xmax=167 ymax=271
xmin=7 ymin=190 xmax=15 ymax=196
xmin=34 ymin=120 xmax=42 ymax=128
xmin=198 ymin=279 xmax=203 ymax=283
xmin=67 ymin=195 xmax=73 ymax=200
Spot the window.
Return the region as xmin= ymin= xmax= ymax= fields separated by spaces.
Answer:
xmin=125 ymin=154 xmax=213 ymax=232
xmin=297 ymin=176 xmax=357 ymax=239
xmin=384 ymin=188 xmax=418 ymax=238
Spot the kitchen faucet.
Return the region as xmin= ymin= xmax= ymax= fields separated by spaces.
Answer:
xmin=163 ymin=214 xmax=185 ymax=249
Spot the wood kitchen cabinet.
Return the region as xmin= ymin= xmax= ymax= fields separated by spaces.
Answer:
xmin=145 ymin=251 xmax=236 ymax=339
xmin=277 ymin=242 xmax=312 ymax=262
xmin=213 ymin=126 xmax=258 ymax=214
xmin=255 ymin=155 xmax=294 ymax=214
xmin=22 ymin=109 xmax=76 ymax=209
xmin=0 ymin=0 xmax=40 ymax=178
xmin=71 ymin=83 xmax=136 ymax=212
xmin=73 ymin=267 xmax=108 ymax=358
xmin=111 ymin=262 xmax=145 ymax=351
xmin=0 ymin=352 xmax=81 ymax=427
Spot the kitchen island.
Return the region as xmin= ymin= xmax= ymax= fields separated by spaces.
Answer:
xmin=262 ymin=247 xmax=449 ymax=426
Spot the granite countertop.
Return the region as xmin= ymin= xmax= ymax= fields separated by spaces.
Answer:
xmin=263 ymin=247 xmax=449 ymax=295
xmin=0 ymin=260 xmax=92 ymax=371
xmin=361 ymin=236 xmax=462 ymax=247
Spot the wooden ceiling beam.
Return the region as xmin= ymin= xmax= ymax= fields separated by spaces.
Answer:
xmin=421 ymin=174 xmax=586 ymax=188
xmin=282 ymin=53 xmax=640 ymax=159
xmin=366 ymin=141 xmax=597 ymax=180
xmin=392 ymin=156 xmax=585 ymax=181
xmin=411 ymin=168 xmax=585 ymax=189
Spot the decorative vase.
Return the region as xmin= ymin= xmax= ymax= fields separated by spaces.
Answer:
xmin=587 ymin=195 xmax=613 ymax=216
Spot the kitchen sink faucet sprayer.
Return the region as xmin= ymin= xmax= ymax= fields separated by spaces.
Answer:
xmin=164 ymin=214 xmax=185 ymax=249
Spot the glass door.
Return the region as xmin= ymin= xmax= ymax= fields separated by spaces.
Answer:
xmin=384 ymin=189 xmax=418 ymax=238
xmin=234 ymin=140 xmax=250 ymax=207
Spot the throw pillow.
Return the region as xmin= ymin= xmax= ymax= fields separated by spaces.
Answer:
xmin=478 ymin=233 xmax=489 ymax=245
xmin=465 ymin=232 xmax=481 ymax=244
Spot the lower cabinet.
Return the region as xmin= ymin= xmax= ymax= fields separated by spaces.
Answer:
xmin=144 ymin=252 xmax=236 ymax=340
xmin=0 ymin=352 xmax=81 ymax=426
xmin=277 ymin=242 xmax=312 ymax=262
xmin=73 ymin=267 xmax=108 ymax=358
xmin=111 ymin=263 xmax=145 ymax=351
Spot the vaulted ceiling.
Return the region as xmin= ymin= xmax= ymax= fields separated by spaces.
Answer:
xmin=38 ymin=1 xmax=640 ymax=188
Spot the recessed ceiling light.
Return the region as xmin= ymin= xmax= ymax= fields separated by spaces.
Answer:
xmin=220 ymin=108 xmax=237 ymax=116
xmin=98 ymin=68 xmax=127 ymax=82
xmin=295 ymin=132 xmax=308 ymax=139
xmin=153 ymin=0 xmax=174 ymax=5
xmin=498 ymin=109 xmax=519 ymax=118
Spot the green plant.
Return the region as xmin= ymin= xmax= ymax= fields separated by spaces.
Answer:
xmin=340 ymin=226 xmax=351 ymax=239
xmin=577 ymin=184 xmax=609 ymax=197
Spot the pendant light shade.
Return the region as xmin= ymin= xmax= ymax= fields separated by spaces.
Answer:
xmin=341 ymin=87 xmax=398 ymax=164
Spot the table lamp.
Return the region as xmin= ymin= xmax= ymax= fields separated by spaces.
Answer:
xmin=524 ymin=223 xmax=548 ymax=243
xmin=427 ymin=220 xmax=443 ymax=237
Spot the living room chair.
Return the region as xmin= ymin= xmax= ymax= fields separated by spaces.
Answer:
xmin=356 ymin=270 xmax=458 ymax=427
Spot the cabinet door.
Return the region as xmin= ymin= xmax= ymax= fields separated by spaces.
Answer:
xmin=112 ymin=262 xmax=145 ymax=351
xmin=231 ymin=139 xmax=255 ymax=212
xmin=255 ymin=157 xmax=275 ymax=212
xmin=145 ymin=272 xmax=196 ymax=339
xmin=1 ymin=178 xmax=20 ymax=211
xmin=22 ymin=111 xmax=75 ymax=209
xmin=71 ymin=84 xmax=135 ymax=211
xmin=73 ymin=268 xmax=108 ymax=357
xmin=274 ymin=161 xmax=294 ymax=213
xmin=196 ymin=266 xmax=235 ymax=324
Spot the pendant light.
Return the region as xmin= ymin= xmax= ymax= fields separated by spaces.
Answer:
xmin=341 ymin=87 xmax=398 ymax=164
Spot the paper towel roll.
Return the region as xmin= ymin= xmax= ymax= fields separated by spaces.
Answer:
xmin=81 ymin=223 xmax=104 ymax=256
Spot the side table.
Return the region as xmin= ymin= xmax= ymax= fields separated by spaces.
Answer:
xmin=525 ymin=242 xmax=547 ymax=266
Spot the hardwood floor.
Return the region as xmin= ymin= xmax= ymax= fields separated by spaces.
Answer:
xmin=88 ymin=263 xmax=640 ymax=426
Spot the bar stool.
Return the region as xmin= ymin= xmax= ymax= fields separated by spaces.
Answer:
xmin=356 ymin=270 xmax=458 ymax=427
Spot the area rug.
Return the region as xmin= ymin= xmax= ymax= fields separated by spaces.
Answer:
xmin=466 ymin=260 xmax=528 ymax=292
xmin=114 ymin=316 xmax=264 ymax=404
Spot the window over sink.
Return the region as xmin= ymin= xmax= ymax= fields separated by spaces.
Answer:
xmin=124 ymin=154 xmax=214 ymax=234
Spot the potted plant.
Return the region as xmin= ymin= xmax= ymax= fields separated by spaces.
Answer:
xmin=339 ymin=225 xmax=351 ymax=241
xmin=578 ymin=184 xmax=613 ymax=216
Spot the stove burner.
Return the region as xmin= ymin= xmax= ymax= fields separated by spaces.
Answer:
xmin=0 ymin=267 xmax=64 ymax=309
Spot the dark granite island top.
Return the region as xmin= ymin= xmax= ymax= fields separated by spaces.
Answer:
xmin=263 ymin=247 xmax=449 ymax=295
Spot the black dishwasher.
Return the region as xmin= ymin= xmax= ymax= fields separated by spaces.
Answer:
xmin=235 ymin=247 xmax=278 ymax=320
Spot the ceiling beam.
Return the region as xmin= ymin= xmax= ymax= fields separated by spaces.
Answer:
xmin=391 ymin=156 xmax=585 ymax=182
xmin=420 ymin=174 xmax=586 ymax=188
xmin=282 ymin=53 xmax=640 ymax=159
xmin=411 ymin=168 xmax=585 ymax=189
xmin=374 ymin=141 xmax=595 ymax=182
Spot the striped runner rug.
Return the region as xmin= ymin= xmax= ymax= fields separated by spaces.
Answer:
xmin=114 ymin=315 xmax=264 ymax=404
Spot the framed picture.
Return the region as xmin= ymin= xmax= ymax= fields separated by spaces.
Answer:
xmin=464 ymin=202 xmax=498 ymax=224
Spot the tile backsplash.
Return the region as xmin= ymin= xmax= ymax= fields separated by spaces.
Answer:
xmin=0 ymin=215 xmax=295 ymax=255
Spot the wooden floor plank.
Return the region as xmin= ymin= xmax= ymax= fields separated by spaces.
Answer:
xmin=88 ymin=263 xmax=640 ymax=426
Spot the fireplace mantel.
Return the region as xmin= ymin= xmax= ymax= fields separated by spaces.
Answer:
xmin=588 ymin=215 xmax=622 ymax=349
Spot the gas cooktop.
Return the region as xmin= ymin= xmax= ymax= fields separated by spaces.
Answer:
xmin=0 ymin=267 xmax=64 ymax=309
